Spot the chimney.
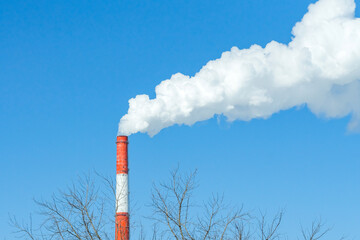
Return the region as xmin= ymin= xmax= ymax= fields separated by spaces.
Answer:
xmin=116 ymin=136 xmax=129 ymax=240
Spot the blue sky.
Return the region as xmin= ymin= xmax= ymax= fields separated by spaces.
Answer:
xmin=1 ymin=0 xmax=360 ymax=239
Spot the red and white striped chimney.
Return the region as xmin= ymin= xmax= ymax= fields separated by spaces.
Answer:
xmin=116 ymin=136 xmax=129 ymax=240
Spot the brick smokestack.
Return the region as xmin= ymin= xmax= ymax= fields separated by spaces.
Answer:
xmin=116 ymin=136 xmax=129 ymax=240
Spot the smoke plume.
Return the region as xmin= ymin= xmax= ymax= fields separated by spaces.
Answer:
xmin=119 ymin=0 xmax=360 ymax=137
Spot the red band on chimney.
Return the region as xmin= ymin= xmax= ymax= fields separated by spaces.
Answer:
xmin=116 ymin=136 xmax=128 ymax=174
xmin=116 ymin=213 xmax=129 ymax=240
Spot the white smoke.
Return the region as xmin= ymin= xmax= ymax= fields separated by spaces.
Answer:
xmin=119 ymin=0 xmax=360 ymax=137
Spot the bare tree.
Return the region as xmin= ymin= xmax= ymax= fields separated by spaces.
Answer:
xmin=10 ymin=174 xmax=115 ymax=240
xmin=150 ymin=167 xmax=342 ymax=240
xmin=150 ymin=167 xmax=250 ymax=240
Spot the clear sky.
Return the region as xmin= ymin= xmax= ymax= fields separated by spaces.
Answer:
xmin=1 ymin=0 xmax=359 ymax=239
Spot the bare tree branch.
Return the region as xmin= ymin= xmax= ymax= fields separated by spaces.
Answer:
xmin=301 ymin=219 xmax=330 ymax=240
